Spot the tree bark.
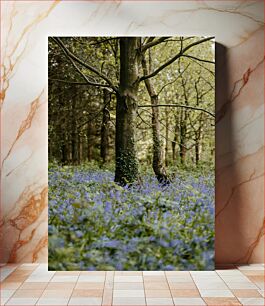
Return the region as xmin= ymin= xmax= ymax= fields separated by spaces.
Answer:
xmin=71 ymin=95 xmax=78 ymax=164
xmin=141 ymin=52 xmax=168 ymax=184
xmin=165 ymin=107 xmax=169 ymax=166
xmin=100 ymin=89 xmax=110 ymax=164
xmin=114 ymin=38 xmax=140 ymax=185
xmin=87 ymin=120 xmax=93 ymax=161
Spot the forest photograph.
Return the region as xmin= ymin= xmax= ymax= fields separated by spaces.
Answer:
xmin=48 ymin=36 xmax=215 ymax=271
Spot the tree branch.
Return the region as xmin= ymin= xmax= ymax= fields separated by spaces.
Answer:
xmin=141 ymin=37 xmax=171 ymax=52
xmin=182 ymin=54 xmax=215 ymax=64
xmin=77 ymin=93 xmax=114 ymax=129
xmin=52 ymin=37 xmax=118 ymax=93
xmin=49 ymin=78 xmax=110 ymax=87
xmin=138 ymin=103 xmax=215 ymax=118
xmin=139 ymin=36 xmax=214 ymax=82
xmin=157 ymin=63 xmax=190 ymax=96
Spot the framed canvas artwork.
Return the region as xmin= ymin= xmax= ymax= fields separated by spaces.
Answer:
xmin=48 ymin=36 xmax=215 ymax=271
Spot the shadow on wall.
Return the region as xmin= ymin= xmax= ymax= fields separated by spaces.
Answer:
xmin=215 ymin=43 xmax=232 ymax=265
xmin=215 ymin=42 xmax=263 ymax=265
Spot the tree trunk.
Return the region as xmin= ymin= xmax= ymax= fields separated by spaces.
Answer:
xmin=114 ymin=38 xmax=140 ymax=186
xmin=141 ymin=52 xmax=168 ymax=184
xmin=195 ymin=140 xmax=199 ymax=165
xmin=71 ymin=96 xmax=78 ymax=164
xmin=179 ymin=109 xmax=187 ymax=165
xmin=87 ymin=121 xmax=93 ymax=161
xmin=100 ymin=89 xmax=110 ymax=164
xmin=165 ymin=107 xmax=169 ymax=166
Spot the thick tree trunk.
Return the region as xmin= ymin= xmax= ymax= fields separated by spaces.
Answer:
xmin=100 ymin=89 xmax=110 ymax=164
xmin=141 ymin=52 xmax=168 ymax=184
xmin=114 ymin=38 xmax=140 ymax=185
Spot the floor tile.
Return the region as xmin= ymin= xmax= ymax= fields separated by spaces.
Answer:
xmin=0 ymin=267 xmax=19 ymax=282
xmin=173 ymin=297 xmax=206 ymax=305
xmin=169 ymin=282 xmax=197 ymax=289
xmin=68 ymin=297 xmax=102 ymax=305
xmin=19 ymin=282 xmax=48 ymax=290
xmin=240 ymin=270 xmax=264 ymax=276
xmin=50 ymin=275 xmax=78 ymax=282
xmin=220 ymin=275 xmax=250 ymax=282
xmin=12 ymin=289 xmax=43 ymax=298
xmin=195 ymin=281 xmax=228 ymax=290
xmin=232 ymin=289 xmax=262 ymax=298
xmin=237 ymin=264 xmax=264 ymax=271
xmin=258 ymin=290 xmax=264 ymax=297
xmin=102 ymin=289 xmax=112 ymax=306
xmin=80 ymin=271 xmax=106 ymax=275
xmin=112 ymin=296 xmax=146 ymax=305
xmin=4 ymin=275 xmax=28 ymax=283
xmin=143 ymin=271 xmax=165 ymax=276
xmin=78 ymin=275 xmax=105 ymax=282
xmin=113 ymin=282 xmax=144 ymax=290
xmin=144 ymin=282 xmax=169 ymax=290
xmin=255 ymin=282 xmax=264 ymax=290
xmin=36 ymin=298 xmax=69 ymax=305
xmin=203 ymin=297 xmax=242 ymax=305
xmin=19 ymin=264 xmax=38 ymax=270
xmin=167 ymin=276 xmax=193 ymax=283
xmin=6 ymin=297 xmax=38 ymax=305
xmin=45 ymin=282 xmax=76 ymax=290
xmin=247 ymin=275 xmax=264 ymax=282
xmin=115 ymin=271 xmax=142 ymax=276
xmin=146 ymin=297 xmax=174 ymax=305
xmin=0 ymin=289 xmax=15 ymax=298
xmin=0 ymin=282 xmax=22 ymax=290
xmin=40 ymin=289 xmax=72 ymax=298
xmin=75 ymin=282 xmax=104 ymax=290
xmin=1 ymin=297 xmax=10 ymax=305
xmin=225 ymin=282 xmax=258 ymax=289
xmin=55 ymin=271 xmax=80 ymax=275
xmin=144 ymin=276 xmax=167 ymax=282
xmin=216 ymin=269 xmax=244 ymax=276
xmin=191 ymin=271 xmax=217 ymax=277
xmin=1 ymin=263 xmax=264 ymax=305
xmin=199 ymin=289 xmax=234 ymax=297
xmin=25 ymin=276 xmax=54 ymax=283
xmin=165 ymin=271 xmax=190 ymax=276
xmin=114 ymin=276 xmax=143 ymax=283
xmin=145 ymin=290 xmax=172 ymax=298
xmin=170 ymin=289 xmax=200 ymax=297
xmin=71 ymin=289 xmax=103 ymax=297
xmin=238 ymin=297 xmax=265 ymax=305
xmin=113 ymin=289 xmax=145 ymax=297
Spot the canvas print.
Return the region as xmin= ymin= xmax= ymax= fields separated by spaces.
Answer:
xmin=48 ymin=36 xmax=215 ymax=270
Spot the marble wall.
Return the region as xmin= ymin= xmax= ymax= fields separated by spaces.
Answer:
xmin=0 ymin=1 xmax=264 ymax=264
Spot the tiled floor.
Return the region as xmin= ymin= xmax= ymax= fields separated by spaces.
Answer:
xmin=0 ymin=264 xmax=264 ymax=305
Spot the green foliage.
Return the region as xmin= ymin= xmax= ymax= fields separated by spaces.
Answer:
xmin=48 ymin=164 xmax=214 ymax=271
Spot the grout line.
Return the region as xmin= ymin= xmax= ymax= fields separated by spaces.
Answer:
xmin=164 ymin=270 xmax=174 ymax=305
xmin=101 ymin=271 xmax=107 ymax=306
xmin=67 ymin=271 xmax=81 ymax=305
xmin=139 ymin=271 xmax=146 ymax=306
xmin=110 ymin=271 xmax=114 ymax=306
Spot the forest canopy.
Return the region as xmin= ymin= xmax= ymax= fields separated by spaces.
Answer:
xmin=48 ymin=36 xmax=215 ymax=185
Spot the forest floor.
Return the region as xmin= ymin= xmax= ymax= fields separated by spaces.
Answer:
xmin=48 ymin=163 xmax=214 ymax=271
